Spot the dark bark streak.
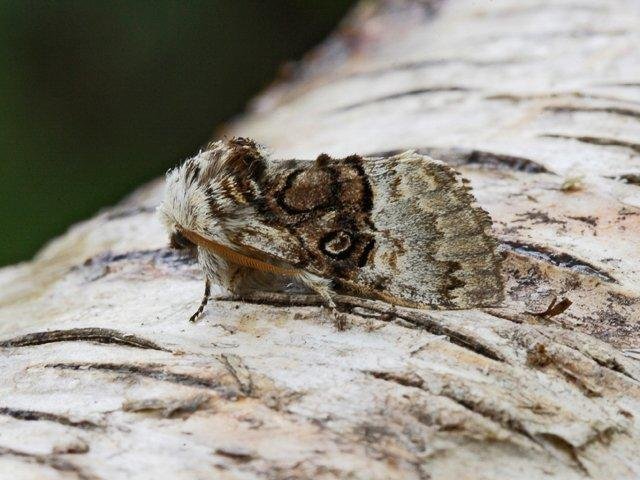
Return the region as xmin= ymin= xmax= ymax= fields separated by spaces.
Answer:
xmin=45 ymin=363 xmax=240 ymax=397
xmin=80 ymin=248 xmax=196 ymax=269
xmin=0 ymin=407 xmax=101 ymax=429
xmin=502 ymin=240 xmax=617 ymax=283
xmin=0 ymin=328 xmax=168 ymax=351
xmin=345 ymin=57 xmax=527 ymax=80
xmin=366 ymin=370 xmax=424 ymax=388
xmin=122 ymin=393 xmax=211 ymax=418
xmin=488 ymin=91 xmax=640 ymax=106
xmin=439 ymin=392 xmax=535 ymax=440
xmin=333 ymin=86 xmax=472 ymax=112
xmin=606 ymin=174 xmax=640 ymax=186
xmin=0 ymin=446 xmax=97 ymax=480
xmin=219 ymin=353 xmax=254 ymax=396
xmin=397 ymin=310 xmax=507 ymax=362
xmin=545 ymin=105 xmax=640 ymax=121
xmin=584 ymin=354 xmax=640 ymax=383
xmin=541 ymin=134 xmax=640 ymax=155
xmin=567 ymin=215 xmax=597 ymax=227
xmin=214 ymin=447 xmax=255 ymax=462
xmin=532 ymin=433 xmax=591 ymax=476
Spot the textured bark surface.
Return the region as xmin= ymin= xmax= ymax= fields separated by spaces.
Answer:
xmin=1 ymin=1 xmax=640 ymax=479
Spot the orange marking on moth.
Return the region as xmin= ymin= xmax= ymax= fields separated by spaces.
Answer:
xmin=179 ymin=229 xmax=301 ymax=277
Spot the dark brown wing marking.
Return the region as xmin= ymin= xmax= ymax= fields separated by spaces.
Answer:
xmin=278 ymin=168 xmax=336 ymax=214
xmin=320 ymin=230 xmax=354 ymax=258
xmin=258 ymin=154 xmax=376 ymax=281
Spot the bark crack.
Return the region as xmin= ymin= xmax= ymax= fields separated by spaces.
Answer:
xmin=218 ymin=353 xmax=254 ymax=396
xmin=45 ymin=362 xmax=241 ymax=398
xmin=0 ymin=407 xmax=101 ymax=429
xmin=606 ymin=174 xmax=640 ymax=186
xmin=0 ymin=446 xmax=98 ymax=480
xmin=502 ymin=240 xmax=617 ymax=283
xmin=579 ymin=352 xmax=640 ymax=383
xmin=487 ymin=91 xmax=640 ymax=106
xmin=333 ymin=86 xmax=472 ymax=112
xmin=347 ymin=57 xmax=527 ymax=80
xmin=79 ymin=248 xmax=196 ymax=274
xmin=545 ymin=105 xmax=640 ymax=121
xmin=541 ymin=134 xmax=640 ymax=155
xmin=0 ymin=328 xmax=168 ymax=351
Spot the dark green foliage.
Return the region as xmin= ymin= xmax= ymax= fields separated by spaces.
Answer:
xmin=0 ymin=0 xmax=353 ymax=265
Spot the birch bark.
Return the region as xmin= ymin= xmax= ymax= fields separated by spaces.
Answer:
xmin=1 ymin=1 xmax=640 ymax=479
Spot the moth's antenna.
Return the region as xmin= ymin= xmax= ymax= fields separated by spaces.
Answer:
xmin=189 ymin=277 xmax=211 ymax=322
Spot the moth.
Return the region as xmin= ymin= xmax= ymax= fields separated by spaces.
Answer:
xmin=159 ymin=137 xmax=504 ymax=323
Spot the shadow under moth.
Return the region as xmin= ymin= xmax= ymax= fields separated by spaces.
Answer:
xmin=159 ymin=137 xmax=504 ymax=324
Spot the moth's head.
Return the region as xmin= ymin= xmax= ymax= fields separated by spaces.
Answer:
xmin=158 ymin=138 xmax=266 ymax=250
xmin=168 ymin=229 xmax=196 ymax=251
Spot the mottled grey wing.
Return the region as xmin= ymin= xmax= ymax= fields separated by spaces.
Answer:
xmin=354 ymin=151 xmax=504 ymax=308
xmin=231 ymin=151 xmax=503 ymax=308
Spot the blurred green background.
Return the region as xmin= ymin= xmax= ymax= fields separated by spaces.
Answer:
xmin=0 ymin=1 xmax=354 ymax=266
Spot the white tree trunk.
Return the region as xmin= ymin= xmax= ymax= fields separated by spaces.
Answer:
xmin=1 ymin=1 xmax=640 ymax=478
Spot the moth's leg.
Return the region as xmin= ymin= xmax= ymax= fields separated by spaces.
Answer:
xmin=190 ymin=248 xmax=234 ymax=322
xmin=299 ymin=275 xmax=335 ymax=307
xmin=297 ymin=272 xmax=348 ymax=330
xmin=190 ymin=277 xmax=211 ymax=322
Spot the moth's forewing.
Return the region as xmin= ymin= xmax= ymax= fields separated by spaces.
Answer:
xmin=356 ymin=153 xmax=503 ymax=308
xmin=232 ymin=152 xmax=503 ymax=308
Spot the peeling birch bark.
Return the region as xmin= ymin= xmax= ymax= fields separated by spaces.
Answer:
xmin=1 ymin=1 xmax=640 ymax=478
